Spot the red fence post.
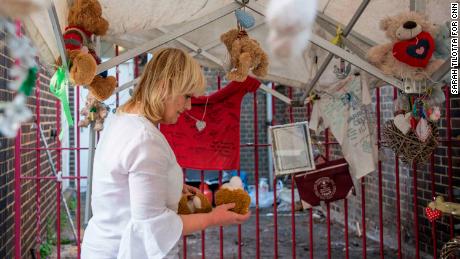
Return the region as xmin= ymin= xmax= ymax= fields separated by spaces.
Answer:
xmin=307 ymin=102 xmax=314 ymax=259
xmin=272 ymin=82 xmax=278 ymax=259
xmin=361 ymin=177 xmax=367 ymax=259
xmin=288 ymin=88 xmax=296 ymax=259
xmin=14 ymin=121 xmax=22 ymax=259
xmin=393 ymin=87 xmax=402 ymax=259
xmin=376 ymin=87 xmax=384 ymax=259
xmin=344 ymin=199 xmax=349 ymax=259
xmin=35 ymin=64 xmax=42 ymax=259
xmin=413 ymin=162 xmax=419 ymax=259
xmin=444 ymin=87 xmax=454 ymax=238
xmin=253 ymin=91 xmax=260 ymax=259
xmin=200 ymin=170 xmax=206 ymax=259
xmin=217 ymin=74 xmax=224 ymax=259
xmin=430 ymin=154 xmax=437 ymax=259
xmin=56 ymin=98 xmax=62 ymax=259
xmin=76 ymin=86 xmax=82 ymax=259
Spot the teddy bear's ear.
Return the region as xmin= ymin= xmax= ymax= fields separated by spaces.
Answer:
xmin=379 ymin=17 xmax=392 ymax=31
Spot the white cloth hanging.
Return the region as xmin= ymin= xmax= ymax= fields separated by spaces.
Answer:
xmin=309 ymin=73 xmax=378 ymax=180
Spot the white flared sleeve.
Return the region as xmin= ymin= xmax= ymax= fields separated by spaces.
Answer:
xmin=117 ymin=133 xmax=183 ymax=259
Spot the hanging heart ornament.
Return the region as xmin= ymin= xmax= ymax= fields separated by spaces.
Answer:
xmin=392 ymin=31 xmax=435 ymax=68
xmin=196 ymin=120 xmax=206 ymax=132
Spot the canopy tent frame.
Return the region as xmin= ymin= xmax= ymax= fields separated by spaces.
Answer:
xmin=300 ymin=0 xmax=371 ymax=98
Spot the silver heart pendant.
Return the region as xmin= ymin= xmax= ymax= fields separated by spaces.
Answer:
xmin=196 ymin=120 xmax=206 ymax=132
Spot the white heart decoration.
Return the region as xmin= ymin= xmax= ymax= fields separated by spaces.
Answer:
xmin=416 ymin=118 xmax=431 ymax=142
xmin=196 ymin=120 xmax=206 ymax=132
xmin=393 ymin=113 xmax=411 ymax=134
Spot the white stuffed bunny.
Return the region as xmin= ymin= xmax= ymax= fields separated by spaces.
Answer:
xmin=266 ymin=0 xmax=318 ymax=59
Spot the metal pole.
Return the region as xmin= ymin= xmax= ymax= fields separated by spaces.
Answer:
xmin=48 ymin=2 xmax=70 ymax=78
xmin=84 ymin=126 xmax=96 ymax=226
xmin=302 ymin=0 xmax=371 ymax=99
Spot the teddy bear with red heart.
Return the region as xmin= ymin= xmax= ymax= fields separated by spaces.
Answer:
xmin=367 ymin=11 xmax=444 ymax=82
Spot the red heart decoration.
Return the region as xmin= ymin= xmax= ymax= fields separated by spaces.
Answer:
xmin=425 ymin=207 xmax=442 ymax=222
xmin=393 ymin=31 xmax=435 ymax=68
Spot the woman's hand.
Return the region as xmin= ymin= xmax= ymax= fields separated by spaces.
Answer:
xmin=182 ymin=184 xmax=201 ymax=196
xmin=180 ymin=203 xmax=251 ymax=235
xmin=208 ymin=203 xmax=251 ymax=227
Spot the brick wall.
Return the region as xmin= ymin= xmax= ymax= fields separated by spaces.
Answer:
xmin=0 ymin=25 xmax=58 ymax=258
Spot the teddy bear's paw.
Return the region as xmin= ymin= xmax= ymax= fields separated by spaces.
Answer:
xmin=226 ymin=71 xmax=248 ymax=82
xmin=69 ymin=52 xmax=97 ymax=85
xmin=252 ymin=66 xmax=268 ymax=77
xmin=88 ymin=76 xmax=117 ymax=102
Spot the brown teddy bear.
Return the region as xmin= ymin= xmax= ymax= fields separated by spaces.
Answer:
xmin=78 ymin=93 xmax=108 ymax=131
xmin=215 ymin=176 xmax=251 ymax=215
xmin=220 ymin=28 xmax=269 ymax=82
xmin=178 ymin=192 xmax=212 ymax=215
xmin=58 ymin=0 xmax=117 ymax=101
xmin=367 ymin=11 xmax=444 ymax=82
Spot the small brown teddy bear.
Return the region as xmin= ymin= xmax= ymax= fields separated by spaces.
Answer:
xmin=178 ymin=192 xmax=212 ymax=215
xmin=367 ymin=11 xmax=444 ymax=82
xmin=215 ymin=176 xmax=251 ymax=215
xmin=428 ymin=196 xmax=460 ymax=216
xmin=220 ymin=28 xmax=269 ymax=82
xmin=58 ymin=0 xmax=117 ymax=101
xmin=78 ymin=94 xmax=108 ymax=131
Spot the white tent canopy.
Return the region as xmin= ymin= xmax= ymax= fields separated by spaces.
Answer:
xmin=22 ymin=0 xmax=450 ymax=93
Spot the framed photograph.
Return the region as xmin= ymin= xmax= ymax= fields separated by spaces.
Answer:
xmin=269 ymin=121 xmax=316 ymax=176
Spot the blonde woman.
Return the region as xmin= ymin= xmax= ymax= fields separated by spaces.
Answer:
xmin=81 ymin=48 xmax=251 ymax=259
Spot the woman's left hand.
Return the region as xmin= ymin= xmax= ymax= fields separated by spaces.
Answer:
xmin=182 ymin=184 xmax=202 ymax=196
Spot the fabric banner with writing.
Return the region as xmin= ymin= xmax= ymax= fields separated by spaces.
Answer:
xmin=309 ymin=73 xmax=378 ymax=180
xmin=160 ymin=77 xmax=260 ymax=170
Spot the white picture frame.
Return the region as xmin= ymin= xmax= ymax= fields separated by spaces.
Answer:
xmin=269 ymin=121 xmax=316 ymax=176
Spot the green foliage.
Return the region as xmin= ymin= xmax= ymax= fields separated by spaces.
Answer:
xmin=39 ymin=219 xmax=56 ymax=258
xmin=68 ymin=196 xmax=77 ymax=211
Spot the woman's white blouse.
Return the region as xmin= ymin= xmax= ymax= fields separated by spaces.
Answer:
xmin=81 ymin=114 xmax=183 ymax=259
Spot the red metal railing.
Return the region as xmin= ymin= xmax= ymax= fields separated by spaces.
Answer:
xmin=12 ymin=62 xmax=456 ymax=259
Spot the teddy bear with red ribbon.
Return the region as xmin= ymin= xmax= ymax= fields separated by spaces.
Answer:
xmin=367 ymin=11 xmax=444 ymax=82
xmin=56 ymin=0 xmax=117 ymax=102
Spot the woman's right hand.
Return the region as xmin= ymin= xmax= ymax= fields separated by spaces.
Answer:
xmin=208 ymin=203 xmax=251 ymax=227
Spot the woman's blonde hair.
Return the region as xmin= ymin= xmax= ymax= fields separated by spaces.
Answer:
xmin=119 ymin=48 xmax=206 ymax=123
